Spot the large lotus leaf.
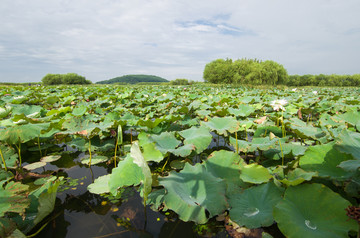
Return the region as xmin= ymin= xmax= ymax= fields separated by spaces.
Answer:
xmin=229 ymin=136 xmax=250 ymax=152
xmin=88 ymin=174 xmax=111 ymax=194
xmin=287 ymin=118 xmax=326 ymax=140
xmin=201 ymin=116 xmax=240 ymax=136
xmin=332 ymin=111 xmax=360 ymax=127
xmin=46 ymin=95 xmax=60 ymax=105
xmin=274 ymin=183 xmax=357 ymax=238
xmin=150 ymin=132 xmax=181 ymax=154
xmin=228 ymin=104 xmax=255 ymax=118
xmin=0 ymin=123 xmax=49 ymax=144
xmin=0 ymin=106 xmax=11 ymax=118
xmin=11 ymin=105 xmax=43 ymax=117
xmin=278 ymin=168 xmax=317 ymax=186
xmin=167 ymin=144 xmax=195 ymax=157
xmin=179 ymin=126 xmax=212 ymax=154
xmin=204 ymin=150 xmax=246 ymax=194
xmin=0 ymin=181 xmax=30 ymax=217
xmin=142 ymin=142 xmax=164 ymax=162
xmin=61 ymin=117 xmax=101 ymax=138
xmin=159 ymin=163 xmax=227 ymax=224
xmin=300 ymin=142 xmax=354 ymax=179
xmin=109 ymin=155 xmax=144 ymax=196
xmin=254 ymin=126 xmax=282 ymax=138
xmin=338 ymin=159 xmax=360 ymax=172
xmin=334 ymin=130 xmax=360 ymax=160
xmin=264 ymin=142 xmax=307 ymax=161
xmin=130 ymin=142 xmax=152 ymax=200
xmin=0 ymin=144 xmax=18 ymax=169
xmin=250 ymin=137 xmax=277 ymax=152
xmin=14 ymin=177 xmax=62 ymax=234
xmin=240 ymin=163 xmax=272 ymax=184
xmin=229 ymin=182 xmax=282 ymax=228
xmin=137 ymin=118 xmax=165 ymax=129
xmin=71 ymin=105 xmax=88 ymax=116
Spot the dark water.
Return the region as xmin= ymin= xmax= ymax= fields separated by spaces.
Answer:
xmin=31 ymin=156 xmax=227 ymax=238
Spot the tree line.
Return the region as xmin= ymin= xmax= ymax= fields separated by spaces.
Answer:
xmin=203 ymin=58 xmax=360 ymax=86
xmin=203 ymin=58 xmax=288 ymax=85
xmin=42 ymin=73 xmax=91 ymax=85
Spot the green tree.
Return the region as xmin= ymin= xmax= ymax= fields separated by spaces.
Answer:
xmin=203 ymin=58 xmax=235 ymax=84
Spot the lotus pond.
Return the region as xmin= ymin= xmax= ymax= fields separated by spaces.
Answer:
xmin=0 ymin=85 xmax=360 ymax=238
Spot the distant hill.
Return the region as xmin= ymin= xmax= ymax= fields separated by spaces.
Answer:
xmin=96 ymin=74 xmax=169 ymax=84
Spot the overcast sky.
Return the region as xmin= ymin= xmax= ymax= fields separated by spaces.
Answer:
xmin=1 ymin=0 xmax=360 ymax=83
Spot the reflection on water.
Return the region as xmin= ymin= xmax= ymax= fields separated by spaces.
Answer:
xmin=33 ymin=156 xmax=222 ymax=238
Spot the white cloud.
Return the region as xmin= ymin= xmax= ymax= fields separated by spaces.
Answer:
xmin=0 ymin=0 xmax=360 ymax=83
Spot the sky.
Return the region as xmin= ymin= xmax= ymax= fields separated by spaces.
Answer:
xmin=1 ymin=0 xmax=360 ymax=83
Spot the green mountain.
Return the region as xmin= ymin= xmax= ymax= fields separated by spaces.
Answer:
xmin=96 ymin=74 xmax=169 ymax=84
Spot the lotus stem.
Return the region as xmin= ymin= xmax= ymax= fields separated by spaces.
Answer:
xmin=235 ymin=132 xmax=238 ymax=154
xmin=130 ymin=128 xmax=133 ymax=143
xmin=161 ymin=154 xmax=170 ymax=173
xmin=245 ymin=128 xmax=248 ymax=142
xmin=114 ymin=137 xmax=118 ymax=168
xmin=279 ymin=138 xmax=284 ymax=166
xmin=38 ymin=136 xmax=42 ymax=157
xmin=88 ymin=139 xmax=92 ymax=166
xmin=281 ymin=111 xmax=286 ymax=138
xmin=0 ymin=146 xmax=8 ymax=171
xmin=16 ymin=143 xmax=22 ymax=167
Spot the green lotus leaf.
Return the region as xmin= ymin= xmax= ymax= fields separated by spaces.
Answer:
xmin=228 ymin=104 xmax=255 ymax=117
xmin=204 ymin=150 xmax=246 ymax=194
xmin=11 ymin=105 xmax=43 ymax=117
xmin=274 ymin=183 xmax=357 ymax=238
xmin=228 ymin=182 xmax=283 ymax=228
xmin=137 ymin=118 xmax=165 ymax=129
xmin=0 ymin=106 xmax=11 ymax=118
xmin=142 ymin=142 xmax=164 ymax=162
xmin=159 ymin=163 xmax=227 ymax=224
xmin=0 ymin=144 xmax=18 ymax=169
xmin=61 ymin=117 xmax=101 ymax=138
xmin=12 ymin=95 xmax=27 ymax=104
xmin=46 ymin=96 xmax=60 ymax=105
xmin=332 ymin=110 xmax=360 ymax=127
xmin=109 ymin=155 xmax=144 ymax=196
xmin=0 ymin=123 xmax=49 ymax=144
xmin=40 ymin=155 xmax=61 ymax=163
xmin=150 ymin=132 xmax=181 ymax=154
xmin=338 ymin=159 xmax=360 ymax=172
xmin=202 ymin=116 xmax=240 ymax=136
xmin=14 ymin=177 xmax=62 ymax=234
xmin=87 ymin=174 xmax=111 ymax=194
xmin=23 ymin=162 xmax=47 ymax=170
xmin=179 ymin=126 xmax=212 ymax=154
xmin=300 ymin=142 xmax=354 ymax=179
xmin=130 ymin=142 xmax=152 ymax=200
xmin=167 ymin=144 xmax=195 ymax=157
xmin=287 ymin=118 xmax=326 ymax=140
xmin=0 ymin=181 xmax=30 ymax=217
xmin=240 ymin=163 xmax=272 ymax=184
xmin=249 ymin=137 xmax=278 ymax=152
xmin=229 ymin=136 xmax=250 ymax=152
xmin=72 ymin=105 xmax=88 ymax=116
xmin=335 ymin=130 xmax=360 ymax=160
xmin=80 ymin=155 xmax=108 ymax=165
xmin=253 ymin=126 xmax=282 ymax=138
xmin=278 ymin=168 xmax=317 ymax=186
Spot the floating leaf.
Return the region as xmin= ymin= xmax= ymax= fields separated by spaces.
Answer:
xmin=274 ymin=183 xmax=357 ymax=238
xmin=80 ymin=155 xmax=108 ymax=165
xmin=40 ymin=155 xmax=61 ymax=163
xmin=23 ymin=162 xmax=47 ymax=170
xmin=229 ymin=182 xmax=282 ymax=228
